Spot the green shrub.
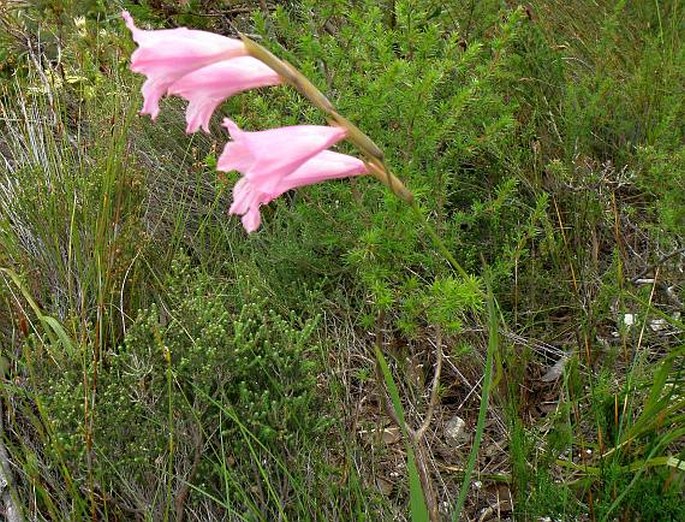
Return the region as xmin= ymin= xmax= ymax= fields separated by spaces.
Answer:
xmin=16 ymin=256 xmax=326 ymax=516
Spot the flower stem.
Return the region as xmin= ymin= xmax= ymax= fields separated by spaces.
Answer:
xmin=452 ymin=280 xmax=497 ymax=520
xmin=240 ymin=34 xmax=413 ymax=203
xmin=245 ymin=32 xmax=489 ymax=522
xmin=409 ymin=200 xmax=479 ymax=288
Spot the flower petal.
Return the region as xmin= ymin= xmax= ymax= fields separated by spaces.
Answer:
xmin=217 ymin=118 xmax=347 ymax=193
xmin=280 ymin=150 xmax=368 ymax=190
xmin=168 ymin=57 xmax=281 ymax=133
xmin=241 ymin=208 xmax=262 ymax=233
xmin=227 ymin=150 xmax=367 ymax=233
xmin=229 ymin=177 xmax=259 ymax=215
xmin=122 ymin=11 xmax=247 ymax=119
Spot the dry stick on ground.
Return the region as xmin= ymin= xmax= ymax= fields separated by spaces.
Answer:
xmin=631 ymin=247 xmax=685 ymax=308
xmin=631 ymin=246 xmax=685 ymax=282
xmin=376 ymin=328 xmax=444 ymax=522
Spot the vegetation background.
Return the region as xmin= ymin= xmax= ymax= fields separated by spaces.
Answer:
xmin=0 ymin=0 xmax=683 ymax=520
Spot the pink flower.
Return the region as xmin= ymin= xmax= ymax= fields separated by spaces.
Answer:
xmin=122 ymin=11 xmax=247 ymax=119
xmin=167 ymin=57 xmax=282 ymax=133
xmin=217 ymin=118 xmax=348 ymax=193
xmin=229 ymin=150 xmax=368 ymax=232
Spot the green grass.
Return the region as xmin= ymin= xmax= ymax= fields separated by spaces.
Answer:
xmin=0 ymin=0 xmax=683 ymax=520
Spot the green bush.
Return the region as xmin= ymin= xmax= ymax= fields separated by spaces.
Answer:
xmin=18 ymin=256 xmax=326 ymax=516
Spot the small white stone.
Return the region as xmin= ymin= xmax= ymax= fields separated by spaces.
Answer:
xmin=634 ymin=278 xmax=655 ymax=285
xmin=444 ymin=416 xmax=467 ymax=446
xmin=650 ymin=319 xmax=667 ymax=332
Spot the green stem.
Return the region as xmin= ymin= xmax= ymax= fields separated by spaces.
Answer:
xmin=240 ymin=34 xmax=414 ymax=203
xmin=452 ymin=281 xmax=497 ymax=520
xmin=243 ymin=31 xmax=490 ymax=522
xmin=409 ymin=200 xmax=479 ymax=289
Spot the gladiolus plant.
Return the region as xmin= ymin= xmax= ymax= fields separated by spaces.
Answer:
xmin=122 ymin=13 xmax=484 ymax=522
xmin=122 ymin=10 xmax=410 ymax=233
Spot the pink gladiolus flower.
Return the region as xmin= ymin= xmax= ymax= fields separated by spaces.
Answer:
xmin=122 ymin=11 xmax=247 ymax=119
xmin=167 ymin=57 xmax=282 ymax=133
xmin=229 ymin=150 xmax=368 ymax=232
xmin=218 ymin=118 xmax=348 ymax=194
